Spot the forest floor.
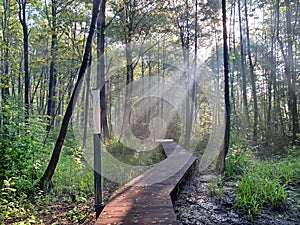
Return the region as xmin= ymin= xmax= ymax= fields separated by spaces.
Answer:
xmin=30 ymin=171 xmax=299 ymax=225
xmin=174 ymin=172 xmax=300 ymax=225
xmin=30 ymin=181 xmax=120 ymax=225
xmin=4 ymin=150 xmax=299 ymax=225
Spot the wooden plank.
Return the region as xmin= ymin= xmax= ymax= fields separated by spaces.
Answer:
xmin=159 ymin=140 xmax=178 ymax=157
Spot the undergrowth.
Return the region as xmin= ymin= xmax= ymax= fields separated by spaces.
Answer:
xmin=0 ymin=113 xmax=167 ymax=224
xmin=225 ymin=141 xmax=300 ymax=217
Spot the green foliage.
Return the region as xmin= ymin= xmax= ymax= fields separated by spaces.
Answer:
xmin=0 ymin=178 xmax=38 ymax=224
xmin=0 ymin=102 xmax=47 ymax=223
xmin=67 ymin=206 xmax=86 ymax=223
xmin=52 ymin=154 xmax=94 ymax=194
xmin=0 ymin=101 xmax=48 ymax=195
xmin=105 ymin=138 xmax=166 ymax=167
xmin=99 ymin=138 xmax=167 ymax=185
xmin=236 ymin=157 xmax=300 ymax=216
xmin=0 ymin=99 xmax=97 ymax=224
xmin=224 ymin=144 xmax=254 ymax=178
xmin=165 ymin=118 xmax=182 ymax=142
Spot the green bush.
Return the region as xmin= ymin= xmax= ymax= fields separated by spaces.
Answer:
xmin=0 ymin=113 xmax=48 ymax=195
xmin=0 ymin=178 xmax=36 ymax=223
xmin=52 ymin=155 xmax=94 ymax=194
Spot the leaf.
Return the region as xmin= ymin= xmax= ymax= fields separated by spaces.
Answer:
xmin=4 ymin=179 xmax=11 ymax=188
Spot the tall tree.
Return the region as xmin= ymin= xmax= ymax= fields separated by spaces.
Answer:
xmin=237 ymin=0 xmax=249 ymax=121
xmin=217 ymin=0 xmax=230 ymax=173
xmin=97 ymin=0 xmax=109 ymax=139
xmin=276 ymin=0 xmax=299 ymax=144
xmin=284 ymin=0 xmax=299 ymax=143
xmin=46 ymin=0 xmax=58 ymax=130
xmin=18 ymin=0 xmax=30 ymax=117
xmin=1 ymin=0 xmax=10 ymax=104
xmin=40 ymin=0 xmax=102 ymax=189
xmin=244 ymin=0 xmax=258 ymax=144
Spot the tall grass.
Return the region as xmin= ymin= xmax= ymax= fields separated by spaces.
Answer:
xmin=236 ymin=155 xmax=300 ymax=216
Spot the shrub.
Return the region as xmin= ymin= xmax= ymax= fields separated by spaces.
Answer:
xmin=0 ymin=114 xmax=47 ymax=195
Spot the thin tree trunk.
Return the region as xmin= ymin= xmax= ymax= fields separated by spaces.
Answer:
xmin=217 ymin=0 xmax=230 ymax=174
xmin=1 ymin=0 xmax=10 ymax=130
xmin=268 ymin=10 xmax=276 ymax=131
xmin=46 ymin=0 xmax=58 ymax=130
xmin=188 ymin=0 xmax=198 ymax=145
xmin=18 ymin=0 xmax=30 ymax=118
xmin=285 ymin=0 xmax=299 ymax=142
xmin=119 ymin=2 xmax=134 ymax=141
xmin=244 ymin=0 xmax=258 ymax=145
xmin=229 ymin=0 xmax=236 ymax=117
xmin=97 ymin=0 xmax=109 ymax=139
xmin=83 ymin=65 xmax=91 ymax=148
xmin=237 ymin=0 xmax=249 ymax=121
xmin=1 ymin=0 xmax=10 ymax=103
xmin=276 ymin=0 xmax=299 ymax=143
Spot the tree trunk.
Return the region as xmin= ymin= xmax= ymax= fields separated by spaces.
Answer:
xmin=40 ymin=0 xmax=102 ymax=190
xmin=1 ymin=0 xmax=10 ymax=103
xmin=46 ymin=0 xmax=58 ymax=131
xmin=188 ymin=0 xmax=198 ymax=145
xmin=276 ymin=0 xmax=299 ymax=144
xmin=267 ymin=10 xmax=276 ymax=133
xmin=97 ymin=0 xmax=110 ymax=139
xmin=119 ymin=1 xmax=134 ymax=141
xmin=285 ymin=0 xmax=299 ymax=143
xmin=237 ymin=0 xmax=249 ymax=122
xmin=177 ymin=0 xmax=191 ymax=146
xmin=18 ymin=0 xmax=30 ymax=118
xmin=83 ymin=66 xmax=91 ymax=148
xmin=244 ymin=0 xmax=258 ymax=145
xmin=217 ymin=0 xmax=230 ymax=174
xmin=1 ymin=0 xmax=11 ymax=131
xmin=229 ymin=0 xmax=236 ymax=116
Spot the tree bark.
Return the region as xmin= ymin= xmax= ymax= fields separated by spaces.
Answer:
xmin=97 ymin=0 xmax=110 ymax=139
xmin=0 ymin=0 xmax=11 ymax=133
xmin=46 ymin=0 xmax=58 ymax=131
xmin=119 ymin=0 xmax=135 ymax=141
xmin=217 ymin=0 xmax=230 ymax=173
xmin=18 ymin=0 xmax=30 ymax=118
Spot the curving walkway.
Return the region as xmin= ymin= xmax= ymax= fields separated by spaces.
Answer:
xmin=95 ymin=140 xmax=197 ymax=225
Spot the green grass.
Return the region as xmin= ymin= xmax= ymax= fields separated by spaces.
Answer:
xmin=235 ymin=155 xmax=300 ymax=216
xmin=225 ymin=139 xmax=300 ymax=217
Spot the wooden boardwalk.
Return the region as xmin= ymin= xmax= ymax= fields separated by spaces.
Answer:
xmin=95 ymin=140 xmax=197 ymax=225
